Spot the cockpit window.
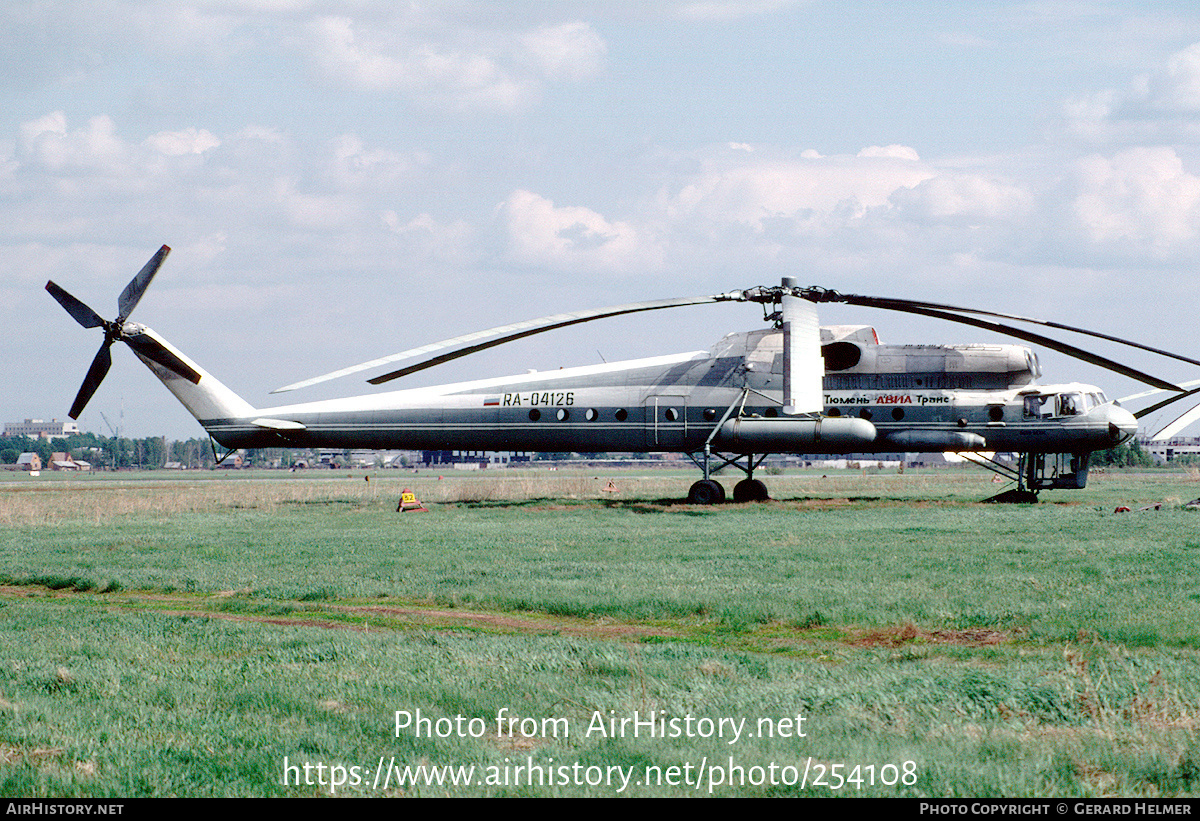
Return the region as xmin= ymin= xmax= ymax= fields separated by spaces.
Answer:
xmin=1058 ymin=393 xmax=1083 ymax=416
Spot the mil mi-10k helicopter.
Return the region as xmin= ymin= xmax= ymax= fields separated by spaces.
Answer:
xmin=47 ymin=246 xmax=1200 ymax=503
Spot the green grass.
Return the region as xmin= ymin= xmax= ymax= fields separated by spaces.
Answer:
xmin=3 ymin=469 xmax=1200 ymax=796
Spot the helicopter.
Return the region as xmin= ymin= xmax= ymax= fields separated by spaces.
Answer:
xmin=45 ymin=245 xmax=1200 ymax=504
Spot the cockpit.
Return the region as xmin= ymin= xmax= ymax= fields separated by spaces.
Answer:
xmin=1022 ymin=390 xmax=1108 ymax=419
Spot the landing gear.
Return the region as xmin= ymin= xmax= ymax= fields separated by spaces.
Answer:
xmin=965 ymin=451 xmax=1090 ymax=503
xmin=685 ymin=447 xmax=771 ymax=504
xmin=733 ymin=478 xmax=770 ymax=503
xmin=685 ymin=388 xmax=774 ymax=504
xmin=688 ymin=479 xmax=726 ymax=505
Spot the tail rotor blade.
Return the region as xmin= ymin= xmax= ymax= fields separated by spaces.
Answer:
xmin=117 ymin=245 xmax=170 ymax=322
xmin=69 ymin=343 xmax=113 ymax=419
xmin=124 ymin=332 xmax=202 ymax=383
xmin=46 ymin=281 xmax=105 ymax=329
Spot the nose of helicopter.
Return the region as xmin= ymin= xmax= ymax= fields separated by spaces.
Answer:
xmin=1103 ymin=404 xmax=1138 ymax=445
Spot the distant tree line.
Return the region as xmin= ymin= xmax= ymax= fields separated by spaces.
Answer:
xmin=0 ymin=431 xmax=217 ymax=469
xmin=1089 ymin=439 xmax=1154 ymax=468
xmin=0 ymin=432 xmax=1172 ymax=471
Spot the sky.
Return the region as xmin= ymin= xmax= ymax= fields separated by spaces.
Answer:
xmin=6 ymin=0 xmax=1200 ymax=441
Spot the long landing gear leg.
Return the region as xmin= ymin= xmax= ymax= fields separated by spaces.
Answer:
xmin=962 ymin=451 xmax=1039 ymax=504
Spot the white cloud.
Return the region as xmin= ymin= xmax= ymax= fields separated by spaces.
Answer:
xmin=273 ymin=177 xmax=362 ymax=231
xmin=858 ymin=145 xmax=921 ymax=162
xmin=382 ymin=211 xmax=477 ymax=267
xmin=327 ymin=133 xmax=423 ymax=192
xmin=1069 ymin=147 xmax=1200 ymax=255
xmin=305 ymin=15 xmax=606 ymax=112
xmin=500 ymin=189 xmax=661 ymax=274
xmin=889 ymin=173 xmax=1035 ymax=225
xmin=1063 ymin=40 xmax=1200 ymax=142
xmin=145 ymin=128 xmax=221 ymax=157
xmin=1148 ymin=41 xmax=1200 ymax=112
xmin=664 ymin=148 xmax=934 ymax=227
xmin=674 ymin=0 xmax=799 ymax=22
xmin=521 ymin=22 xmax=606 ymax=81
xmin=19 ymin=113 xmax=127 ymax=174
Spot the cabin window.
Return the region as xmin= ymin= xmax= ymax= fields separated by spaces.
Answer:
xmin=988 ymin=405 xmax=1004 ymax=422
xmin=765 ymin=407 xmax=778 ymax=417
xmin=826 ymin=407 xmax=842 ymax=417
xmin=1024 ymin=395 xmax=1051 ymax=419
xmin=891 ymin=407 xmax=905 ymax=421
xmin=556 ymin=408 xmax=570 ymax=421
xmin=615 ymin=408 xmax=628 ymax=421
xmin=703 ymin=408 xmax=717 ymax=421
xmin=529 ymin=409 xmax=541 ymax=421
xmin=664 ymin=408 xmax=679 ymax=422
xmin=859 ymin=409 xmax=873 ymax=421
xmin=585 ymin=408 xmax=598 ymax=421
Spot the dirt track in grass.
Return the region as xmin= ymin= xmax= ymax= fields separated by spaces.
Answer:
xmin=3 ymin=585 xmax=1019 ymax=649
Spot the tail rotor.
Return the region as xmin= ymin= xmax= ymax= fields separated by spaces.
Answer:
xmin=46 ymin=245 xmax=201 ymax=419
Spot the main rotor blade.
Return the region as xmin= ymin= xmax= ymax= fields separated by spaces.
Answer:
xmin=70 ymin=343 xmax=113 ymax=419
xmin=124 ymin=332 xmax=202 ymax=384
xmin=1152 ymin=399 xmax=1200 ymax=440
xmin=1136 ymin=387 xmax=1200 ymax=420
xmin=117 ymin=245 xmax=170 ymax=322
xmin=1118 ymin=379 xmax=1200 ymax=405
xmin=825 ymin=295 xmax=1183 ymax=392
xmin=272 ymin=293 xmax=742 ymax=393
xmin=832 ymin=294 xmax=1200 ymax=370
xmin=45 ymin=281 xmax=105 ymax=329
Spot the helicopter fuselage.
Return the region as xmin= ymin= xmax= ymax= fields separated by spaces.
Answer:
xmin=182 ymin=329 xmax=1136 ymax=460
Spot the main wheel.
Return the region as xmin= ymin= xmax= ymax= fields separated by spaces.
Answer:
xmin=733 ymin=478 xmax=770 ymax=503
xmin=687 ymin=479 xmax=726 ymax=505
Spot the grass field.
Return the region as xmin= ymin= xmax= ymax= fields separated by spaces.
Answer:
xmin=2 ymin=467 xmax=1200 ymax=797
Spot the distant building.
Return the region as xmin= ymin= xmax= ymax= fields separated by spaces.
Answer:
xmin=48 ymin=453 xmax=90 ymax=471
xmin=1143 ymin=437 xmax=1200 ymax=463
xmin=3 ymin=419 xmax=80 ymax=439
xmin=316 ymin=449 xmax=421 ymax=468
xmin=421 ymin=451 xmax=531 ymax=467
xmin=15 ymin=453 xmax=41 ymax=472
